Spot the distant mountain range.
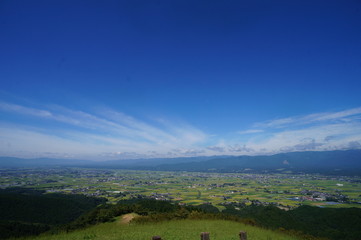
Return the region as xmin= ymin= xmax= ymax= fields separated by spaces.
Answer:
xmin=147 ymin=150 xmax=361 ymax=175
xmin=1 ymin=150 xmax=361 ymax=175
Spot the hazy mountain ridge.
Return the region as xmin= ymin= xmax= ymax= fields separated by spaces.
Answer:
xmin=0 ymin=155 xmax=228 ymax=168
xmin=150 ymin=150 xmax=361 ymax=174
xmin=1 ymin=150 xmax=361 ymax=175
xmin=0 ymin=157 xmax=91 ymax=168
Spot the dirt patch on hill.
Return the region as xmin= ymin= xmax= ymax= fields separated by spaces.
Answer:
xmin=119 ymin=213 xmax=139 ymax=224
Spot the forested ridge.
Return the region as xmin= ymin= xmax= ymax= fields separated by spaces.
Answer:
xmin=0 ymin=188 xmax=106 ymax=239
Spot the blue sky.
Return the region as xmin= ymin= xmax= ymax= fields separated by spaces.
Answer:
xmin=0 ymin=0 xmax=361 ymax=160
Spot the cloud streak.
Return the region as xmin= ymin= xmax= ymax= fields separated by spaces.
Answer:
xmin=234 ymin=108 xmax=361 ymax=155
xmin=0 ymin=101 xmax=208 ymax=159
xmin=0 ymin=102 xmax=53 ymax=118
xmin=254 ymin=107 xmax=361 ymax=129
xmin=1 ymin=100 xmax=361 ymax=159
xmin=238 ymin=129 xmax=264 ymax=135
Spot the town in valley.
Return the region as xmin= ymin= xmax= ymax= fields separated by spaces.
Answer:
xmin=2 ymin=167 xmax=360 ymax=210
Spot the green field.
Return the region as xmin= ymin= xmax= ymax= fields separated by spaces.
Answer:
xmin=25 ymin=218 xmax=300 ymax=240
xmin=1 ymin=168 xmax=360 ymax=209
xmin=2 ymin=168 xmax=361 ymax=240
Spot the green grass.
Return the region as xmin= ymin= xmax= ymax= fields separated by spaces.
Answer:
xmin=25 ymin=219 xmax=301 ymax=240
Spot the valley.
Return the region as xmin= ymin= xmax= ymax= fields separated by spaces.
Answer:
xmin=2 ymin=168 xmax=360 ymax=209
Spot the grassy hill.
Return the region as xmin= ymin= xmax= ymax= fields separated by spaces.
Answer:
xmin=27 ymin=218 xmax=301 ymax=240
xmin=2 ymin=194 xmax=359 ymax=240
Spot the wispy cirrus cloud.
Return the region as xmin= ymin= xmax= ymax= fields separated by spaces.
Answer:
xmin=1 ymin=100 xmax=361 ymax=159
xmin=238 ymin=129 xmax=264 ymax=135
xmin=232 ymin=107 xmax=361 ymax=155
xmin=0 ymin=101 xmax=53 ymax=118
xmin=254 ymin=107 xmax=361 ymax=129
xmin=0 ymin=101 xmax=209 ymax=159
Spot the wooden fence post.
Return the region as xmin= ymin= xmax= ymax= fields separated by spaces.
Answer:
xmin=200 ymin=232 xmax=210 ymax=240
xmin=152 ymin=236 xmax=162 ymax=240
xmin=239 ymin=231 xmax=247 ymax=240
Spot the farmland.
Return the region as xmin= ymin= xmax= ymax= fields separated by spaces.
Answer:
xmin=1 ymin=168 xmax=361 ymax=209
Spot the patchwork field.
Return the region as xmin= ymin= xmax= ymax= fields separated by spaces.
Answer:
xmin=1 ymin=168 xmax=360 ymax=209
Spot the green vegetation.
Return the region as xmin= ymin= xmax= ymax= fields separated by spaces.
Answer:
xmin=27 ymin=219 xmax=301 ymax=240
xmin=2 ymin=168 xmax=360 ymax=209
xmin=0 ymin=188 xmax=106 ymax=239
xmin=0 ymin=188 xmax=106 ymax=225
xmin=1 ymin=168 xmax=361 ymax=240
xmin=223 ymin=204 xmax=361 ymax=240
xmin=3 ymin=194 xmax=359 ymax=240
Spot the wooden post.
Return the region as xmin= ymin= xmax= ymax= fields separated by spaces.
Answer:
xmin=152 ymin=236 xmax=162 ymax=240
xmin=239 ymin=231 xmax=247 ymax=240
xmin=200 ymin=232 xmax=210 ymax=240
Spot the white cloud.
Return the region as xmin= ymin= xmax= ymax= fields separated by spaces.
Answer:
xmin=0 ymin=102 xmax=52 ymax=118
xmin=310 ymin=107 xmax=361 ymax=122
xmin=238 ymin=129 xmax=264 ymax=135
xmin=254 ymin=107 xmax=361 ymax=129
xmin=1 ymin=100 xmax=360 ymax=159
xmin=240 ymin=112 xmax=361 ymax=154
xmin=0 ymin=101 xmax=209 ymax=159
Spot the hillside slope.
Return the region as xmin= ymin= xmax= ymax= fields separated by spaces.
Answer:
xmin=29 ymin=219 xmax=301 ymax=240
